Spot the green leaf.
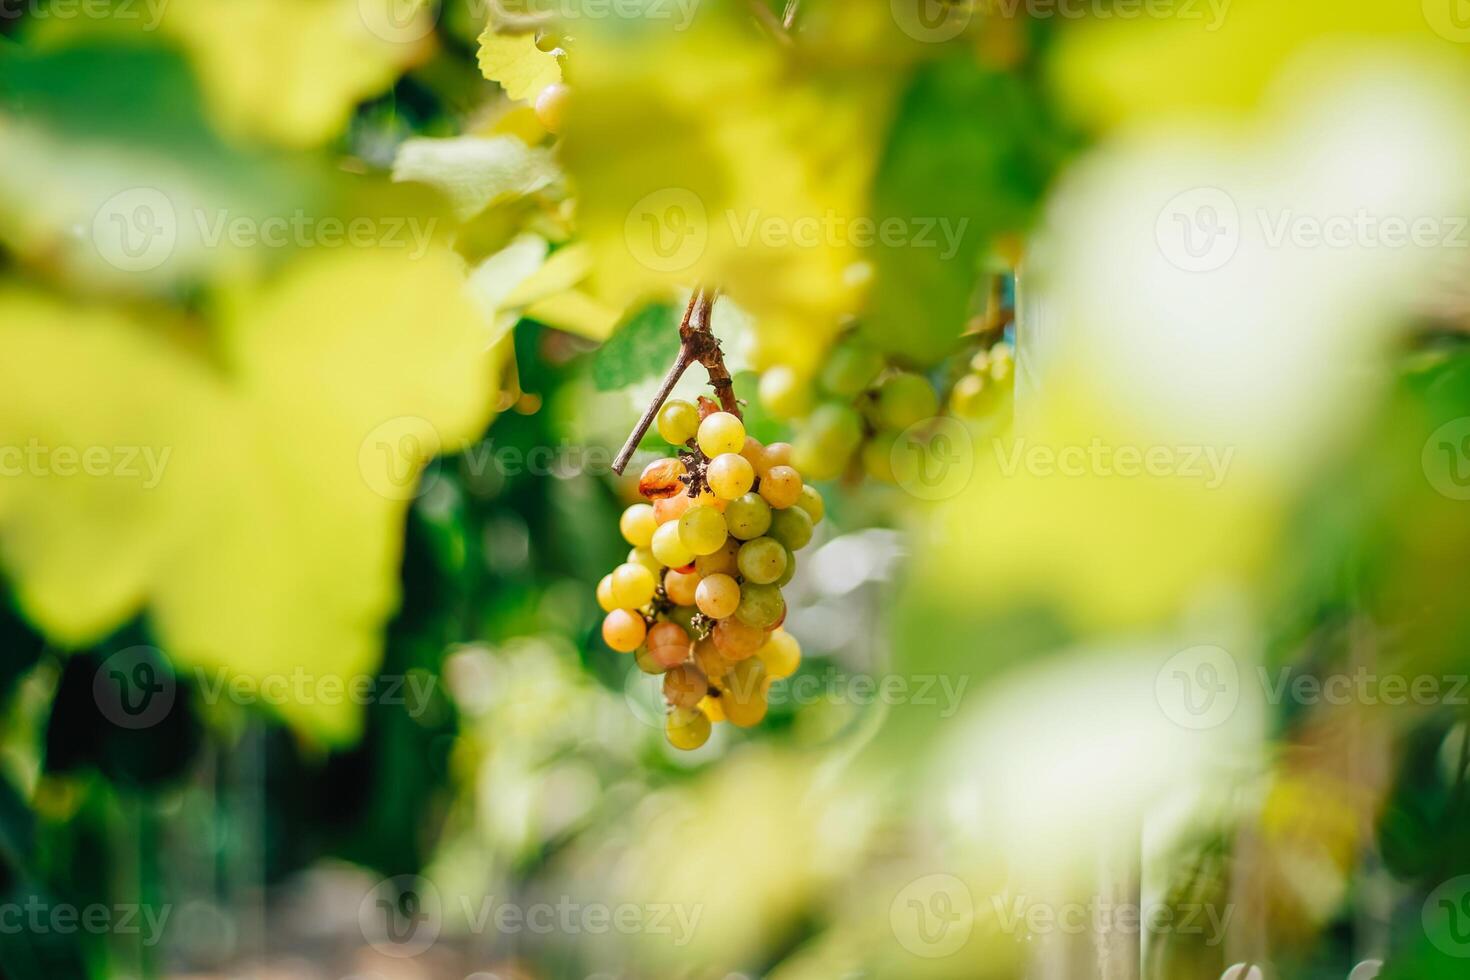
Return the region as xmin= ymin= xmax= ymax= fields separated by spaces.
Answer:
xmin=592 ymin=303 xmax=680 ymax=391
xmin=391 ymin=136 xmax=558 ymax=221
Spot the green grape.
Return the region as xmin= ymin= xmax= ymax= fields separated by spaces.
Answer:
xmin=652 ymin=520 xmax=694 ymax=568
xmin=695 ymin=538 xmax=740 ymax=577
xmin=792 ymin=402 xmax=862 ymax=480
xmin=657 ymin=399 xmax=700 ymax=445
xmin=724 ymin=493 xmax=773 ymax=540
xmin=707 ymin=453 xmax=755 ymax=500
xmin=697 ymin=412 xmax=746 ymax=457
xmin=758 ymin=366 xmax=812 ymax=420
xmin=666 ymin=706 xmax=711 ymax=750
xmin=775 ymin=546 xmax=797 ymax=587
xmin=735 ymin=582 xmax=785 ymax=629
xmin=737 ymin=537 xmax=787 ymax=585
xmin=819 ymin=341 xmax=884 ymax=398
xmin=678 ymin=505 xmax=729 ymax=556
xmin=769 ymin=506 xmax=814 ymax=551
xmin=667 ymin=602 xmax=699 ymax=634
xmin=611 ymin=562 xmax=657 ymax=608
xmin=861 ymin=431 xmax=898 ymax=483
xmin=795 ymin=485 xmax=825 ymax=524
xmin=874 ymin=372 xmax=939 ymax=430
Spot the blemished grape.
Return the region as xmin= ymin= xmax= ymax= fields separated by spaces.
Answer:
xmin=663 ymin=663 xmax=708 ymax=709
xmin=694 ymin=636 xmax=734 ymax=683
xmin=695 ymin=537 xmax=740 ymax=577
xmin=664 ymin=567 xmax=700 ymax=606
xmin=657 ymin=399 xmax=700 ymax=445
xmin=724 ymin=493 xmax=772 ymax=540
xmin=639 ymin=457 xmax=688 ymax=500
xmin=666 ymin=706 xmax=711 ymax=750
xmin=758 ymin=465 xmax=802 ymax=509
xmin=596 ymin=574 xmax=617 ymax=613
xmin=707 ymin=453 xmax=755 ymax=500
xmin=735 ymin=582 xmax=785 ymax=629
xmin=713 ymin=617 xmax=764 ymax=660
xmin=757 ymin=629 xmax=801 ymax=679
xmin=758 ymin=365 xmax=812 ymax=420
xmin=535 ymin=83 xmax=569 ymax=133
xmin=627 ymin=546 xmax=662 ymax=577
xmin=610 ymin=562 xmax=657 ymax=609
xmin=602 ymin=609 xmax=646 ymax=653
xmin=697 ymin=412 xmax=746 ymax=457
xmin=795 ymin=485 xmax=825 ymax=524
xmin=647 ymin=621 xmax=693 ymax=669
xmin=619 ymin=503 xmax=657 ymax=547
xmin=652 ymin=520 xmax=695 ymax=568
xmin=695 ymin=573 xmax=741 ymax=619
xmin=820 ymin=341 xmax=884 ymax=398
xmin=737 ymin=537 xmax=787 ymax=585
xmin=874 ymin=371 xmax=939 ymax=430
xmin=635 ymin=645 xmax=668 ymax=675
xmin=769 ymin=506 xmax=814 ymax=552
xmin=678 ymin=505 xmax=728 ymax=556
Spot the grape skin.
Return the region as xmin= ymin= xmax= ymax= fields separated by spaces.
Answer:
xmin=663 ymin=663 xmax=708 ymax=709
xmin=758 ymin=465 xmax=802 ymax=509
xmin=619 ymin=503 xmax=657 ymax=547
xmin=697 ymin=412 xmax=746 ymax=457
xmin=610 ymin=562 xmax=656 ymax=609
xmin=666 ymin=706 xmax=711 ymax=750
xmin=678 ymin=505 xmax=729 ymax=556
xmin=602 ymin=609 xmax=646 ymax=653
xmin=664 ymin=568 xmax=700 ymax=606
xmin=724 ymin=493 xmax=772 ymax=540
xmin=695 ymin=573 xmax=741 ymax=619
xmin=757 ymin=629 xmax=801 ymax=679
xmin=695 ymin=537 xmax=741 ymax=577
xmin=735 ymin=582 xmax=784 ymax=629
xmin=657 ymin=399 xmax=700 ymax=445
xmin=737 ymin=538 xmax=787 ymax=585
xmin=707 ymin=453 xmax=755 ymax=500
xmin=713 ymin=617 xmax=763 ymax=660
xmin=769 ymin=506 xmax=814 ymax=552
xmin=596 ymin=574 xmax=617 ymax=613
xmin=647 ymin=621 xmax=693 ymax=669
xmin=652 ymin=520 xmax=695 ymax=568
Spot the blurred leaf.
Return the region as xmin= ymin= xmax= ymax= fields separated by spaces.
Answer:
xmin=477 ymin=29 xmax=562 ymax=102
xmin=392 ymin=135 xmax=559 ymax=222
xmin=592 ymin=302 xmax=680 ymax=391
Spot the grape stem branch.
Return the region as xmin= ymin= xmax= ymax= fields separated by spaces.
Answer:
xmin=611 ymin=287 xmax=739 ymax=476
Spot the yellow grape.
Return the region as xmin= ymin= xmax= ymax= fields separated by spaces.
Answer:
xmin=695 ymin=573 xmax=741 ymax=619
xmin=657 ymin=399 xmax=700 ymax=445
xmin=647 ymin=621 xmax=693 ymax=669
xmin=651 ymin=520 xmax=695 ymax=569
xmin=602 ymin=609 xmax=646 ymax=653
xmin=535 ymin=83 xmax=569 ymax=133
xmin=757 ymin=629 xmax=801 ymax=679
xmin=697 ymin=412 xmax=746 ymax=457
xmin=698 ymin=693 xmax=725 ymax=723
xmin=763 ymin=442 xmax=794 ymax=470
xmin=664 ymin=568 xmax=700 ymax=606
xmin=694 ymin=636 xmax=735 ymax=683
xmin=619 ymin=503 xmax=657 ymax=547
xmin=758 ymin=465 xmax=803 ymax=509
xmin=740 ymin=437 xmax=769 ymax=475
xmin=719 ymin=658 xmax=769 ymax=728
xmin=627 ymin=546 xmax=662 ymax=577
xmin=610 ymin=562 xmax=656 ymax=609
xmin=695 ymin=537 xmax=740 ymax=577
xmin=666 ymin=706 xmax=711 ymax=750
xmin=712 ymin=617 xmax=763 ymax=661
xmin=663 ymin=663 xmax=708 ymax=709
xmin=707 ymin=453 xmax=755 ymax=500
xmin=596 ymin=574 xmax=617 ymax=613
xmin=678 ymin=505 xmax=729 ymax=556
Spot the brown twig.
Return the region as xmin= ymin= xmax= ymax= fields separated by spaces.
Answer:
xmin=611 ymin=288 xmax=738 ymax=476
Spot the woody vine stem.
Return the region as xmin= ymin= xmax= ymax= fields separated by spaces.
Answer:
xmin=610 ymin=287 xmax=740 ymax=476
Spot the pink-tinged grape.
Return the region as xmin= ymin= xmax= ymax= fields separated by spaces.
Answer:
xmin=652 ymin=520 xmax=695 ymax=568
xmin=795 ymin=485 xmax=825 ymax=524
xmin=611 ymin=563 xmax=657 ymax=609
xmin=757 ymin=629 xmax=801 ymax=679
xmin=713 ymin=617 xmax=764 ymax=660
xmin=619 ymin=503 xmax=657 ymax=547
xmin=647 ymin=622 xmax=693 ymax=669
xmin=735 ymin=582 xmax=785 ymax=629
xmin=635 ymin=645 xmax=668 ymax=675
xmin=535 ymin=83 xmax=569 ymax=133
xmin=666 ymin=706 xmax=711 ymax=750
xmin=678 ymin=505 xmax=728 ymax=556
xmin=740 ymin=437 xmax=768 ymax=475
xmin=693 ymin=636 xmax=734 ymax=683
xmin=874 ymin=372 xmax=938 ymax=430
xmin=596 ymin=575 xmax=617 ymax=613
xmin=775 ymin=546 xmax=797 ymax=587
xmin=699 ymin=694 xmax=725 ymax=723
xmin=861 ymin=431 xmax=898 ymax=483
xmin=664 ymin=568 xmax=700 ymax=606
xmin=719 ymin=657 xmax=769 ymax=727
xmin=737 ymin=537 xmax=787 ymax=585
xmin=695 ymin=538 xmax=740 ymax=577
xmin=820 ymin=341 xmax=884 ymax=398
xmin=763 ymin=442 xmax=793 ymax=469
xmin=663 ymin=663 xmax=708 ymax=709
xmin=724 ymin=493 xmax=772 ymax=540
xmin=602 ymin=609 xmax=646 ymax=653
xmin=695 ymin=573 xmax=740 ymax=619
xmin=758 ymin=366 xmax=812 ymax=420
xmin=758 ymin=465 xmax=802 ymax=509
xmin=697 ymin=412 xmax=746 ymax=457
xmin=639 ymin=457 xmax=688 ymax=500
xmin=707 ymin=453 xmax=755 ymax=500
xmin=627 ymin=546 xmax=662 ymax=577
xmin=769 ymin=506 xmax=814 ymax=551
xmin=657 ymin=399 xmax=701 ymax=445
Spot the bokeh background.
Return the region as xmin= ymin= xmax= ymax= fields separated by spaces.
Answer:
xmin=2 ymin=1 xmax=1470 ymax=978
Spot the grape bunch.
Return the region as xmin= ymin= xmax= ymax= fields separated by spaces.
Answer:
xmin=596 ymin=401 xmax=823 ymax=750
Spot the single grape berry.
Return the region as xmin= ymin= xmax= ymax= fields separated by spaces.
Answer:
xmin=657 ymin=399 xmax=700 ymax=445
xmin=763 ymin=442 xmax=794 ymax=469
xmin=620 ymin=503 xmax=657 ymax=547
xmin=695 ymin=573 xmax=741 ymax=619
xmin=639 ymin=457 xmax=688 ymax=500
xmin=664 ymin=567 xmax=700 ymax=606
xmin=735 ymin=582 xmax=785 ymax=629
xmin=596 ymin=574 xmax=617 ymax=613
xmin=602 ymin=609 xmax=646 ymax=653
xmin=820 ymin=341 xmax=884 ymax=398
xmin=737 ymin=537 xmax=787 ymax=585
xmin=627 ymin=546 xmax=662 ymax=577
xmin=707 ymin=453 xmax=755 ymax=500
xmin=792 ymin=402 xmax=862 ymax=480
xmin=757 ymin=629 xmax=801 ymax=679
xmin=719 ymin=657 xmax=769 ymax=728
xmin=610 ymin=562 xmax=656 ymax=609
xmin=647 ymin=621 xmax=693 ymax=669
xmin=769 ymin=506 xmax=814 ymax=552
xmin=873 ymin=372 xmax=938 ymax=430
xmin=697 ymin=412 xmax=746 ymax=458
xmin=535 ymin=83 xmax=570 ymax=133
xmin=678 ymin=505 xmax=729 ymax=556
xmin=724 ymin=493 xmax=773 ymax=540
xmin=666 ymin=706 xmax=712 ymax=750
xmin=695 ymin=537 xmax=741 ymax=577
xmin=775 ymin=546 xmax=797 ymax=587
xmin=758 ymin=465 xmax=802 ymax=509
xmin=795 ymin=485 xmax=825 ymax=524
xmin=663 ymin=663 xmax=708 ymax=709
xmin=712 ymin=617 xmax=764 ymax=660
xmin=652 ymin=520 xmax=695 ymax=568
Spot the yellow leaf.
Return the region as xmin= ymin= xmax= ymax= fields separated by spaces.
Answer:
xmin=0 ymin=246 xmax=499 ymax=742
xmin=477 ymin=30 xmax=562 ymax=103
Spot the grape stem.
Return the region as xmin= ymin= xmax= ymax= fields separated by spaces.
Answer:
xmin=611 ymin=287 xmax=739 ymax=476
